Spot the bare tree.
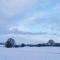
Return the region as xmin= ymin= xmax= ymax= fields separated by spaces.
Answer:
xmin=5 ymin=38 xmax=16 ymax=48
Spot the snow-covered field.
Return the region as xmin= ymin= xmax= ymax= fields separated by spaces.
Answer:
xmin=0 ymin=47 xmax=60 ymax=60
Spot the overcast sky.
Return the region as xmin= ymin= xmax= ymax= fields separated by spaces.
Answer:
xmin=0 ymin=0 xmax=60 ymax=43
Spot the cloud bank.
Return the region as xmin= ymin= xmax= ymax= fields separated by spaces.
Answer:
xmin=0 ymin=0 xmax=60 ymax=42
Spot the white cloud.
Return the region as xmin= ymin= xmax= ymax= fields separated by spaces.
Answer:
xmin=0 ymin=0 xmax=60 ymax=43
xmin=0 ymin=0 xmax=38 ymax=17
xmin=8 ymin=7 xmax=60 ymax=33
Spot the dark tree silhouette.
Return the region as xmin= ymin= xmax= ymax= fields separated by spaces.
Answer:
xmin=37 ymin=44 xmax=41 ymax=47
xmin=47 ymin=39 xmax=55 ymax=46
xmin=21 ymin=43 xmax=25 ymax=47
xmin=5 ymin=38 xmax=16 ymax=48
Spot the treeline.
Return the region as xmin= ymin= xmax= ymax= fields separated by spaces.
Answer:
xmin=0 ymin=38 xmax=60 ymax=48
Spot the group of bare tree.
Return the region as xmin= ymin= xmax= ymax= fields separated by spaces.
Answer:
xmin=3 ymin=38 xmax=60 ymax=48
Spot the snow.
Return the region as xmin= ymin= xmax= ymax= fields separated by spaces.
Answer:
xmin=0 ymin=47 xmax=60 ymax=60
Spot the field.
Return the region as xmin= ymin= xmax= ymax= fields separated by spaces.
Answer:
xmin=0 ymin=47 xmax=60 ymax=60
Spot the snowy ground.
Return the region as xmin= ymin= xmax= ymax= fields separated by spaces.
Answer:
xmin=0 ymin=47 xmax=60 ymax=60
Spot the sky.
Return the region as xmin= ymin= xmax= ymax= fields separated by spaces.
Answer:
xmin=0 ymin=0 xmax=60 ymax=43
